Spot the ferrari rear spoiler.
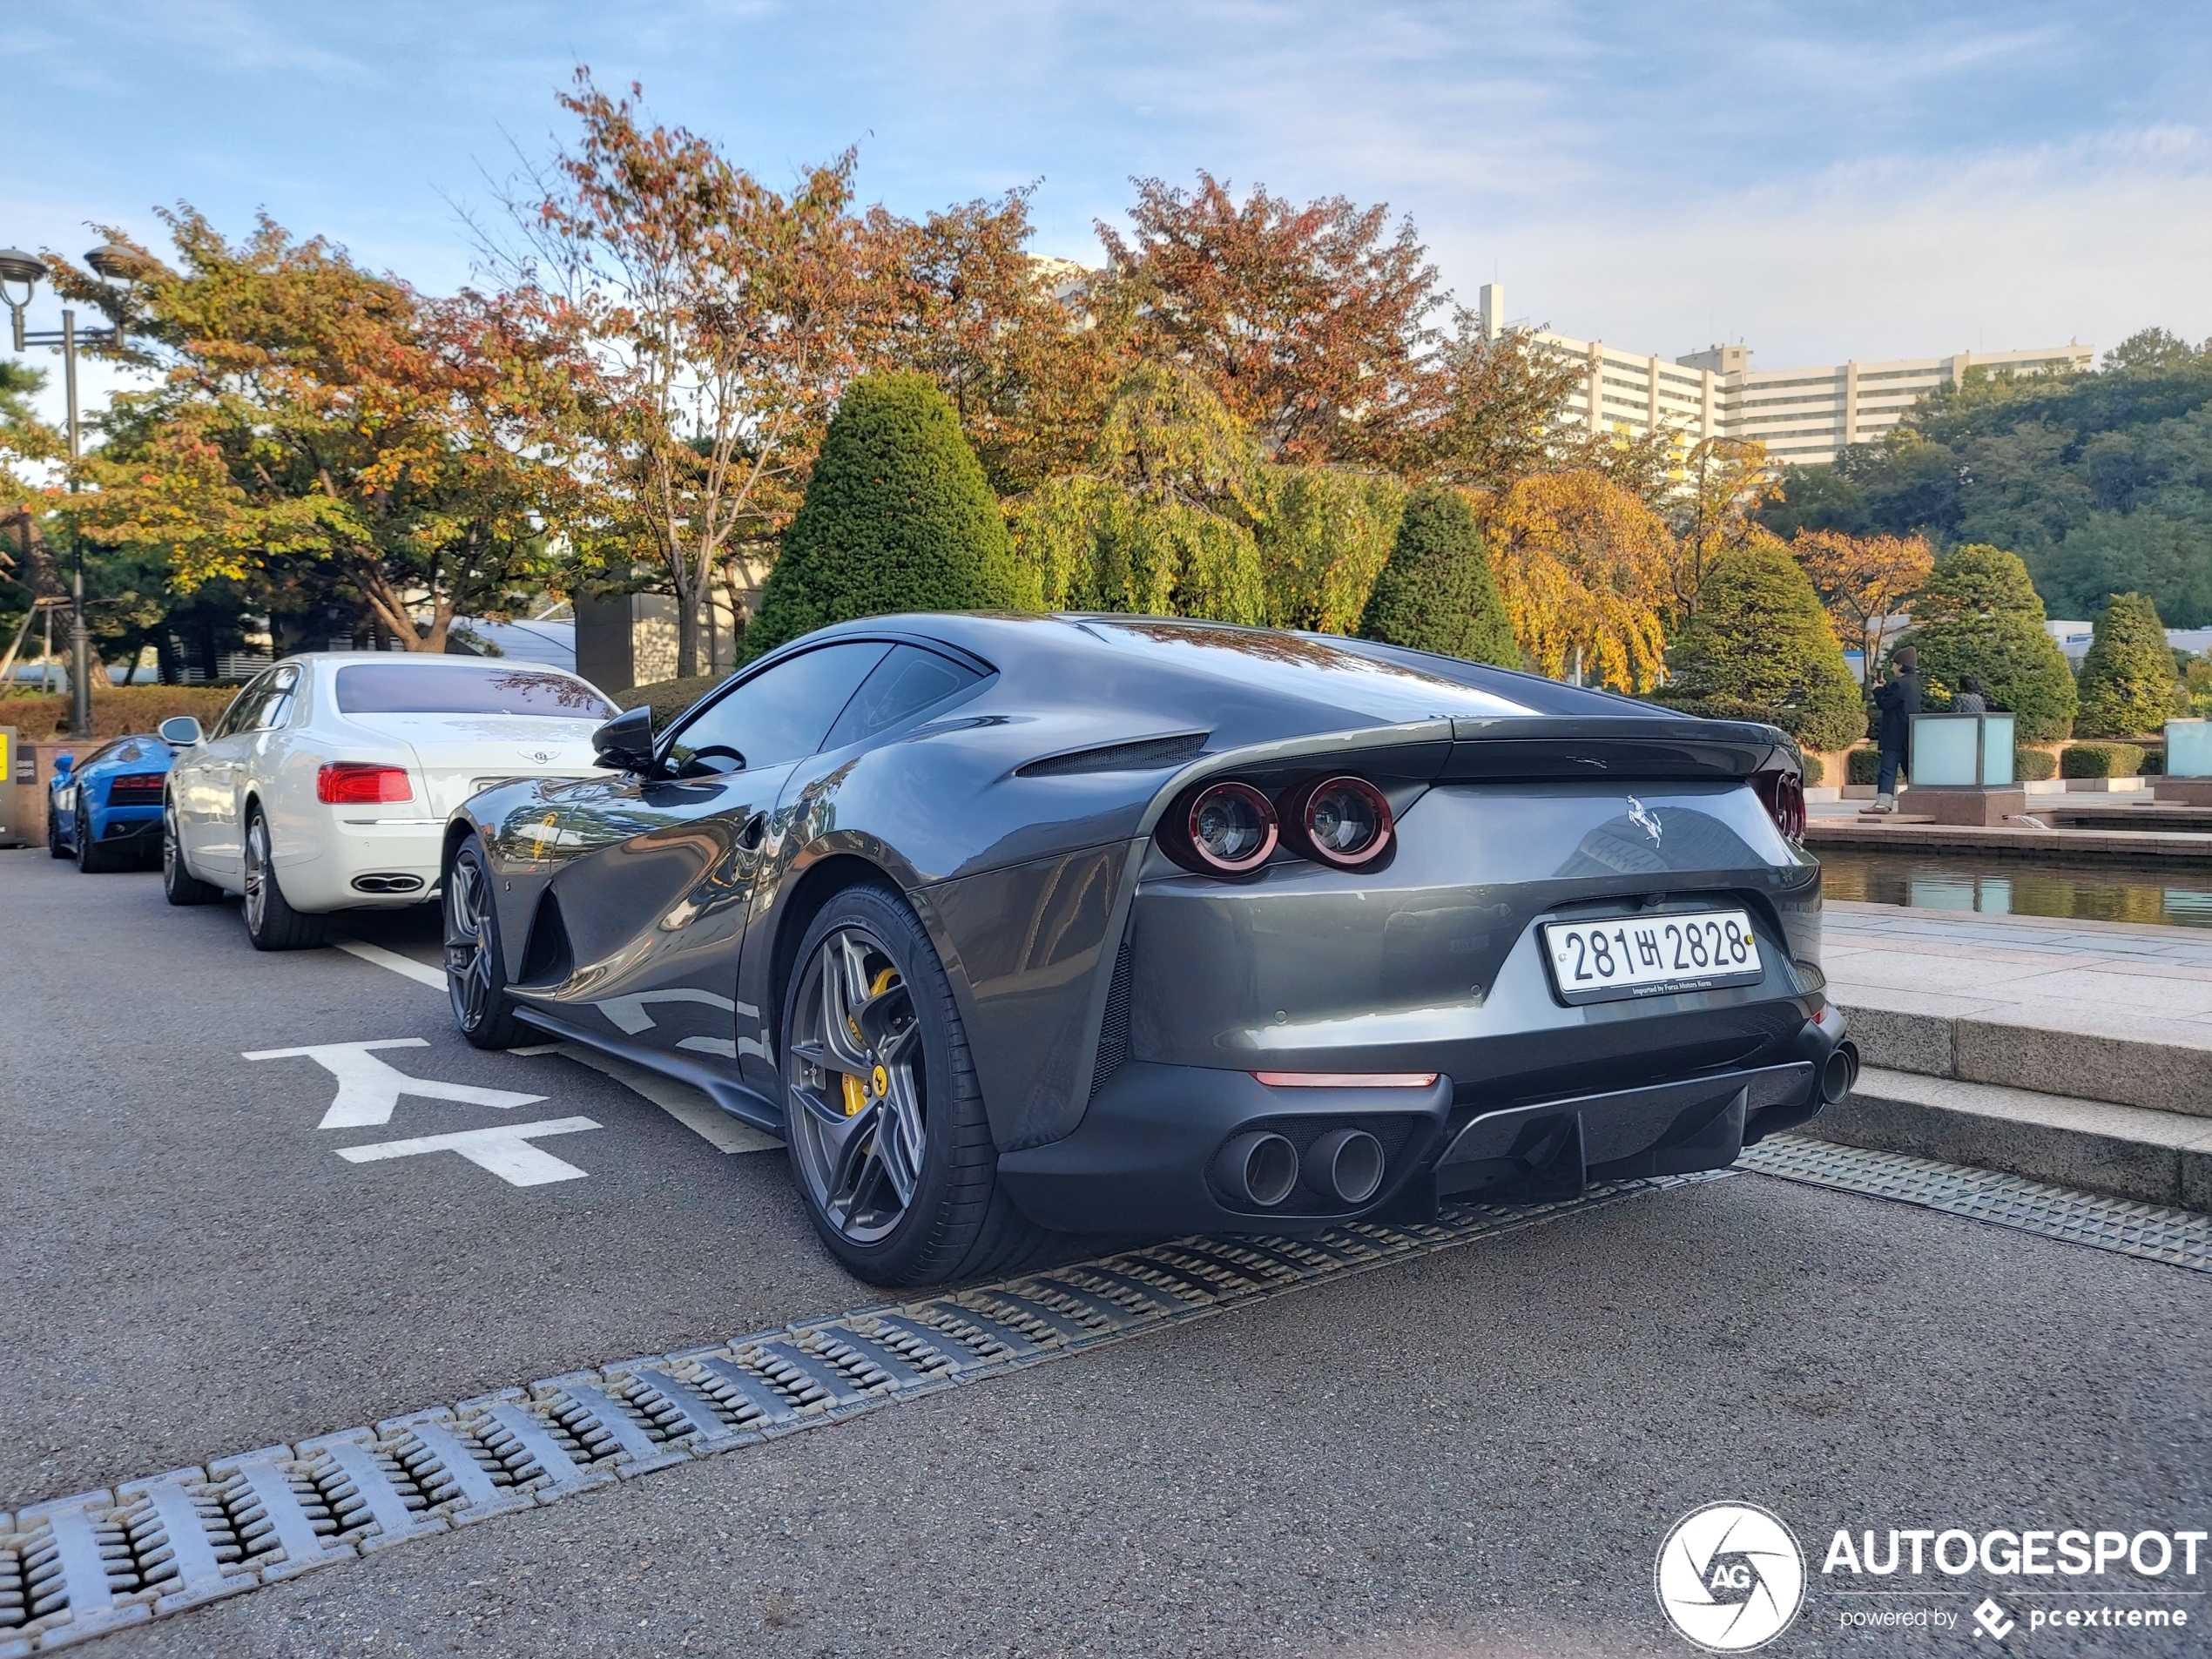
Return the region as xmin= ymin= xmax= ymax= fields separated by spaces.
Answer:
xmin=1442 ymin=716 xmax=1798 ymax=783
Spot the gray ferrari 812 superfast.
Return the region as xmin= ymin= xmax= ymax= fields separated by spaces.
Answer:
xmin=441 ymin=613 xmax=1853 ymax=1285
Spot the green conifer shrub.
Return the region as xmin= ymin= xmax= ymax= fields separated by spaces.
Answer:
xmin=1355 ymin=485 xmax=1518 ymax=665
xmin=1650 ymin=538 xmax=1866 ymax=753
xmin=745 ymin=374 xmax=1039 ymax=659
xmin=2074 ymin=591 xmax=2182 ymax=737
xmin=1900 ymin=544 xmax=2077 ymax=743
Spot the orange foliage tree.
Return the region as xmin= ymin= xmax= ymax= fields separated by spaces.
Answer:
xmin=1792 ymin=529 xmax=1934 ymax=684
xmin=1483 ymin=471 xmax=1674 ymax=691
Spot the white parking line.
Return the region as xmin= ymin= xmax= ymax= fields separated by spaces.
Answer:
xmin=328 ymin=934 xmax=780 ymax=1155
xmin=331 ymin=937 xmax=446 ymax=988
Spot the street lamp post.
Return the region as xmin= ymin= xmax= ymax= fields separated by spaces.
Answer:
xmin=0 ymin=243 xmax=134 ymax=738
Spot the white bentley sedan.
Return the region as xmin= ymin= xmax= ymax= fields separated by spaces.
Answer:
xmin=159 ymin=653 xmax=617 ymax=949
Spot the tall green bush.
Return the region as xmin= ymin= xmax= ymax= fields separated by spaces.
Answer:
xmin=1899 ymin=543 xmax=2077 ymax=743
xmin=745 ymin=374 xmax=1039 ymax=659
xmin=2075 ymin=591 xmax=2182 ymax=737
xmin=1651 ymin=537 xmax=1865 ymax=752
xmin=1355 ymin=485 xmax=1517 ymax=664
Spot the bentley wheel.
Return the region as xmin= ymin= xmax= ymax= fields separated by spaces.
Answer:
xmin=162 ymin=803 xmax=221 ymax=906
xmin=445 ymin=840 xmax=529 ymax=1049
xmin=782 ymin=884 xmax=1046 ymax=1286
xmin=242 ymin=806 xmax=326 ymax=951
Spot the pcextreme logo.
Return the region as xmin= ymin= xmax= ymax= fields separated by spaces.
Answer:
xmin=1656 ymin=1501 xmax=1807 ymax=1652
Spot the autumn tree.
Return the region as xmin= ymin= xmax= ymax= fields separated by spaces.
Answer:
xmin=1660 ymin=438 xmax=1778 ymax=624
xmin=1254 ymin=466 xmax=1405 ymax=635
xmin=1791 ymin=529 xmax=1933 ymax=684
xmin=1011 ymin=363 xmax=1268 ymax=622
xmin=1483 ymin=470 xmax=1674 ymax=691
xmin=69 ymin=211 xmax=570 ymax=653
xmin=1357 ymin=485 xmax=1515 ymax=664
xmin=489 ymin=71 xmax=902 ymax=674
xmin=884 ymin=189 xmax=1127 ymax=497
xmin=1096 ymin=172 xmax=1445 ymax=468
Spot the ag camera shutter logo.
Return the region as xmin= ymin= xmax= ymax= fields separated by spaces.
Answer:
xmin=1656 ymin=1501 xmax=1806 ymax=1651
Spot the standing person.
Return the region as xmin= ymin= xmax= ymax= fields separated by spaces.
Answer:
xmin=1951 ymin=674 xmax=1989 ymax=714
xmin=1869 ymin=645 xmax=1920 ymax=813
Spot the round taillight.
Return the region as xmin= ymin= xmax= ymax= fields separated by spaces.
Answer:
xmin=1184 ymin=781 xmax=1278 ymax=874
xmin=1288 ymin=775 xmax=1393 ymax=867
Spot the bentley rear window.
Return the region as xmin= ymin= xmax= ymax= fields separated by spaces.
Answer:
xmin=334 ymin=665 xmax=614 ymax=719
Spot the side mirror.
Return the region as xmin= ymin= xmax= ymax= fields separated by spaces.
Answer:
xmin=158 ymin=716 xmax=205 ymax=746
xmin=592 ymin=705 xmax=657 ymax=772
xmin=53 ymin=752 xmax=75 ymax=775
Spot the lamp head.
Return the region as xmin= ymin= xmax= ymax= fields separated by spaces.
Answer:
xmin=0 ymin=247 xmax=44 ymax=302
xmin=84 ymin=243 xmax=140 ymax=283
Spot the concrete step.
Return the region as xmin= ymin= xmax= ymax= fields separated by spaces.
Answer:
xmin=1832 ymin=996 xmax=2212 ymax=1120
xmin=1808 ymin=1066 xmax=2212 ymax=1212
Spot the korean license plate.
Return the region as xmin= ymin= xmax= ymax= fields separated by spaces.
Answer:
xmin=1540 ymin=909 xmax=1764 ymax=1006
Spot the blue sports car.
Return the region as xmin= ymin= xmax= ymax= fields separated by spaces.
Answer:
xmin=48 ymin=732 xmax=177 ymax=872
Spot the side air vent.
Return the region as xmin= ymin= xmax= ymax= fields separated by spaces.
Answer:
xmin=517 ymin=890 xmax=575 ymax=987
xmin=1089 ymin=941 xmax=1135 ymax=1099
xmin=1017 ymin=732 xmax=1208 ymax=778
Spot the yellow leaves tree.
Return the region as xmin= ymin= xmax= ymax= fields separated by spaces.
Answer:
xmin=1665 ymin=438 xmax=1778 ymax=625
xmin=1484 ymin=470 xmax=1673 ymax=691
xmin=1791 ymin=529 xmax=1934 ymax=685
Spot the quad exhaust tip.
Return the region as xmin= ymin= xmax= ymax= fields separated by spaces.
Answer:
xmin=1820 ymin=1041 xmax=1860 ymax=1104
xmin=1305 ymin=1127 xmax=1386 ymax=1204
xmin=1216 ymin=1131 xmax=1299 ymax=1208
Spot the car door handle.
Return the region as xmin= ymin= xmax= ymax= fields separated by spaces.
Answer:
xmin=736 ymin=812 xmax=768 ymax=852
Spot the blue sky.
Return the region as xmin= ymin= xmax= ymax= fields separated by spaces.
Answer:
xmin=6 ymin=0 xmax=2210 ymax=426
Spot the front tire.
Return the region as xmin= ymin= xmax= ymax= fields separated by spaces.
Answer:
xmin=242 ymin=806 xmax=326 ymax=950
xmin=47 ymin=801 xmax=69 ymax=859
xmin=162 ymin=803 xmax=222 ymax=905
xmin=781 ymin=883 xmax=1046 ymax=1287
xmin=445 ymin=840 xmax=531 ymax=1049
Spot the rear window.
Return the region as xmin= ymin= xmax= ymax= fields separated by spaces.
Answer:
xmin=334 ymin=665 xmax=614 ymax=719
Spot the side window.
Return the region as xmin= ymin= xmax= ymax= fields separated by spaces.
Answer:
xmin=823 ymin=645 xmax=984 ymax=752
xmin=212 ymin=671 xmax=273 ymax=739
xmin=664 ymin=642 xmax=890 ymax=778
xmin=251 ymin=666 xmax=300 ymax=731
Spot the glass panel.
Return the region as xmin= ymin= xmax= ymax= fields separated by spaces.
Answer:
xmin=823 ymin=645 xmax=983 ymax=751
xmin=1910 ymin=715 xmax=1979 ymax=786
xmin=335 ymin=665 xmax=614 ymax=718
xmin=1981 ymin=713 xmax=2014 ymax=784
xmin=665 ymin=641 xmax=890 ymax=776
xmin=2169 ymin=719 xmax=2212 ymax=779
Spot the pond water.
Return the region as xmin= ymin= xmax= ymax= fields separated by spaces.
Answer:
xmin=1815 ymin=849 xmax=2212 ymax=930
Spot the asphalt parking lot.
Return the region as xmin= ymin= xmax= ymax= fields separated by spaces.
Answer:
xmin=5 ymin=850 xmax=2209 ymax=1657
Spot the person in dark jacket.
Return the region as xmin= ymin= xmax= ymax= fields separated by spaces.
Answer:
xmin=1869 ymin=645 xmax=1919 ymax=812
xmin=1951 ymin=674 xmax=1989 ymax=713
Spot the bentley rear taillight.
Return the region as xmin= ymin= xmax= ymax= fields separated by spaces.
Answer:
xmin=318 ymin=762 xmax=414 ymax=805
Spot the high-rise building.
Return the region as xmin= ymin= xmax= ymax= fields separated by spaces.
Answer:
xmin=1478 ymin=284 xmax=2093 ymax=467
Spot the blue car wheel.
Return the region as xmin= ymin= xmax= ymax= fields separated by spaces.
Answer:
xmin=76 ymin=804 xmax=127 ymax=873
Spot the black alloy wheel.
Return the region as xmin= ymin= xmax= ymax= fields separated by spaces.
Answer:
xmin=445 ymin=840 xmax=530 ymax=1049
xmin=162 ymin=801 xmax=222 ymax=906
xmin=241 ymin=806 xmax=326 ymax=950
xmin=74 ymin=805 xmax=123 ymax=873
xmin=781 ymin=884 xmax=1046 ymax=1285
xmin=47 ymin=799 xmax=69 ymax=858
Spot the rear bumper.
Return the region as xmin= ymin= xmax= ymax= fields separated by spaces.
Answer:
xmin=273 ymin=819 xmax=443 ymax=911
xmin=996 ymin=1004 xmax=1851 ymax=1236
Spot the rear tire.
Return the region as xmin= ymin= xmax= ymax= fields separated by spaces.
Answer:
xmin=75 ymin=806 xmax=123 ymax=873
xmin=46 ymin=802 xmax=69 ymax=859
xmin=242 ymin=806 xmax=326 ymax=950
xmin=445 ymin=840 xmax=532 ymax=1049
xmin=781 ymin=882 xmax=1048 ymax=1287
xmin=162 ymin=803 xmax=222 ymax=906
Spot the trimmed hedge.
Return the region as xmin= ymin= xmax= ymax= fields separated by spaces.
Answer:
xmin=1655 ymin=540 xmax=1865 ymax=752
xmin=603 ymin=672 xmax=733 ymax=732
xmin=745 ymin=373 xmax=1039 ymax=660
xmin=2075 ymin=592 xmax=2181 ymax=738
xmin=1848 ymin=748 xmax=1881 ymax=786
xmin=2015 ymin=749 xmax=2058 ymax=782
xmin=1357 ymin=485 xmax=1516 ymax=664
xmin=1 ymin=684 xmax=239 ymax=741
xmin=1899 ymin=544 xmax=2077 ymax=744
xmin=2061 ymin=742 xmax=2146 ymax=779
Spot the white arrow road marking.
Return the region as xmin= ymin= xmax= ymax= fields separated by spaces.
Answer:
xmin=242 ymin=1038 xmax=548 ymax=1129
xmin=330 ymin=936 xmax=446 ymax=989
xmin=337 ymin=1117 xmax=603 ymax=1187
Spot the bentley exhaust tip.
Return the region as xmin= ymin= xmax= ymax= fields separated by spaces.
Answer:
xmin=1820 ymin=1042 xmax=1859 ymax=1104
xmin=1217 ymin=1131 xmax=1299 ymax=1208
xmin=1305 ymin=1128 xmax=1386 ymax=1204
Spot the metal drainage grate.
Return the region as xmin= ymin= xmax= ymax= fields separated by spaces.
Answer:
xmin=0 ymin=1174 xmax=1710 ymax=1653
xmin=1742 ymin=1134 xmax=2212 ymax=1273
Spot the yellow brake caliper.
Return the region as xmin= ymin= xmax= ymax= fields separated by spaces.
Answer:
xmin=841 ymin=966 xmax=903 ymax=1116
